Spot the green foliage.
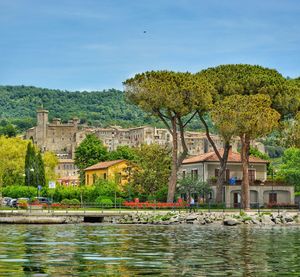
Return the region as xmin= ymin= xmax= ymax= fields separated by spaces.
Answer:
xmin=0 ymin=136 xmax=28 ymax=188
xmin=1 ymin=185 xmax=37 ymax=198
xmin=212 ymin=94 xmax=280 ymax=141
xmin=249 ymin=147 xmax=270 ymax=160
xmin=130 ymin=144 xmax=171 ymax=198
xmin=279 ymin=112 xmax=300 ymax=149
xmin=1 ymin=180 xmax=121 ymax=203
xmin=199 ymin=64 xmax=300 ymax=117
xmin=24 ymin=142 xmax=46 ymax=187
xmin=43 ymin=151 xmax=58 ymax=183
xmin=108 ymin=145 xmax=137 ymax=161
xmin=25 ymin=143 xmax=34 ymax=186
xmin=177 ymin=174 xmax=212 ymax=197
xmin=124 ymin=71 xmax=214 ymax=116
xmin=61 ymin=199 xmax=71 ymax=205
xmin=95 ymin=196 xmax=113 ymax=206
xmin=124 ymin=71 xmax=215 ymax=202
xmin=61 ymin=199 xmax=80 ymax=205
xmin=0 ymin=85 xmax=161 ymax=131
xmin=0 ymin=123 xmax=17 ymax=137
xmin=74 ymin=134 xmax=108 ymax=183
xmin=277 ymin=148 xmax=300 ymax=192
xmin=93 ymin=179 xmax=119 ymax=197
xmin=36 ymin=151 xmax=46 ymax=187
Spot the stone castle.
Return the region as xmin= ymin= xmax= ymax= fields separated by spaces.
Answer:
xmin=25 ymin=109 xmax=261 ymax=159
xmin=24 ymin=109 xmax=264 ymax=185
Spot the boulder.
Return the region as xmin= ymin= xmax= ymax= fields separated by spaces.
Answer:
xmin=186 ymin=214 xmax=198 ymax=221
xmin=284 ymin=216 xmax=294 ymax=223
xmin=260 ymin=215 xmax=275 ymax=225
xmin=223 ymin=218 xmax=240 ymax=226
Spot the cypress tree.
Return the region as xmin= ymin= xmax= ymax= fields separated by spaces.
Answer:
xmin=36 ymin=151 xmax=46 ymax=187
xmin=25 ymin=142 xmax=35 ymax=186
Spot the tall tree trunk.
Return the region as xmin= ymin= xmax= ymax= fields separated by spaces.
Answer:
xmin=198 ymin=112 xmax=231 ymax=204
xmin=177 ymin=117 xmax=189 ymax=166
xmin=167 ymin=116 xmax=178 ymax=203
xmin=241 ymin=134 xmax=250 ymax=210
xmin=215 ymin=142 xmax=230 ymax=203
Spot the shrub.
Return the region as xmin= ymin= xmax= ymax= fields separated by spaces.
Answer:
xmin=2 ymin=185 xmax=37 ymax=199
xmin=69 ymin=199 xmax=80 ymax=205
xmin=95 ymin=196 xmax=113 ymax=206
xmin=61 ymin=199 xmax=71 ymax=205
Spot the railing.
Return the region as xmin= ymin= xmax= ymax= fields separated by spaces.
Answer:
xmin=209 ymin=180 xmax=289 ymax=186
xmin=1 ymin=201 xmax=299 ymax=214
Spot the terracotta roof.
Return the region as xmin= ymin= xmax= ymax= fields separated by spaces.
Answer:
xmin=183 ymin=149 xmax=268 ymax=164
xmin=84 ymin=160 xmax=124 ymax=171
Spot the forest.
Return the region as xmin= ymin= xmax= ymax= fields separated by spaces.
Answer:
xmin=0 ymin=85 xmax=180 ymax=132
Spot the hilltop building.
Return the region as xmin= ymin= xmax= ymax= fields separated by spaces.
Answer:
xmin=25 ymin=109 xmax=260 ymax=158
xmin=24 ymin=110 xmax=265 ymax=184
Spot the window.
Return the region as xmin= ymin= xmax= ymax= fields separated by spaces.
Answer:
xmin=215 ymin=169 xmax=230 ymax=181
xmin=92 ymin=174 xmax=97 ymax=184
xmin=87 ymin=174 xmax=90 ymax=185
xmin=103 ymin=173 xmax=107 ymax=180
xmin=215 ymin=169 xmax=219 ymax=178
xmin=191 ymin=169 xmax=198 ymax=180
xmin=248 ymin=169 xmax=255 ymax=183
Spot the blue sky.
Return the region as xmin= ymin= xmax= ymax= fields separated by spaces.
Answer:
xmin=0 ymin=0 xmax=299 ymax=91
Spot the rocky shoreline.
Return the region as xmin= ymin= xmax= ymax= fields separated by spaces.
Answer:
xmin=0 ymin=211 xmax=299 ymax=225
xmin=115 ymin=211 xmax=300 ymax=226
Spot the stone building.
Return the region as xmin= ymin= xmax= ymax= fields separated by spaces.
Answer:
xmin=180 ymin=149 xmax=294 ymax=207
xmin=26 ymin=110 xmax=242 ymax=158
xmin=25 ymin=109 xmax=86 ymax=158
xmin=25 ymin=109 xmax=265 ymax=184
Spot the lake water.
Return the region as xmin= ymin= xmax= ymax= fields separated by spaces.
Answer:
xmin=0 ymin=224 xmax=300 ymax=276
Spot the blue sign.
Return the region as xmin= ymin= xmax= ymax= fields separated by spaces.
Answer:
xmin=38 ymin=185 xmax=42 ymax=190
xmin=229 ymin=177 xmax=236 ymax=185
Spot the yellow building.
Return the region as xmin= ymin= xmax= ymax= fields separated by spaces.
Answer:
xmin=84 ymin=160 xmax=133 ymax=186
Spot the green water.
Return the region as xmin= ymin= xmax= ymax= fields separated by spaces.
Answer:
xmin=0 ymin=224 xmax=300 ymax=276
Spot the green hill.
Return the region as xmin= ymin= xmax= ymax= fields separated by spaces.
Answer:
xmin=0 ymin=85 xmax=163 ymax=131
xmin=0 ymin=85 xmax=204 ymax=132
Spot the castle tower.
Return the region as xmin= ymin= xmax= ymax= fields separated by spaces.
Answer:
xmin=36 ymin=109 xmax=49 ymax=151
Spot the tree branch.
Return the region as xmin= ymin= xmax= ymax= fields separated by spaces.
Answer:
xmin=198 ymin=111 xmax=222 ymax=162
xmin=155 ymin=109 xmax=173 ymax=135
xmin=182 ymin=111 xmax=197 ymax=128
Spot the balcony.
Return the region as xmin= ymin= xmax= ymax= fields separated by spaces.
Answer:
xmin=208 ymin=178 xmax=287 ymax=186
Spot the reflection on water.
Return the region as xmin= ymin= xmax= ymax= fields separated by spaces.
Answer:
xmin=0 ymin=224 xmax=300 ymax=276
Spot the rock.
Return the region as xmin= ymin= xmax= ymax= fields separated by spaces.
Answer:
xmin=186 ymin=214 xmax=198 ymax=221
xmin=284 ymin=216 xmax=294 ymax=223
xmin=261 ymin=215 xmax=275 ymax=225
xmin=274 ymin=217 xmax=282 ymax=224
xmin=204 ymin=217 xmax=213 ymax=224
xmin=169 ymin=216 xmax=179 ymax=223
xmin=251 ymin=219 xmax=260 ymax=225
xmin=223 ymin=218 xmax=240 ymax=226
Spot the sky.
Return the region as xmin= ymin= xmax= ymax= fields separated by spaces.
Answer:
xmin=0 ymin=0 xmax=299 ymax=91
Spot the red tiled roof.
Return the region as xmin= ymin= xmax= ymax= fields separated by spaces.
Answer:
xmin=183 ymin=149 xmax=268 ymax=164
xmin=84 ymin=160 xmax=124 ymax=171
